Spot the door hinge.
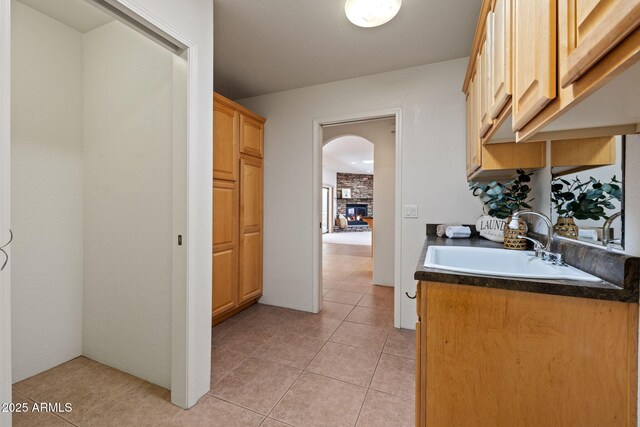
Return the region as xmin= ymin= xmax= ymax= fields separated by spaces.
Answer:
xmin=178 ymin=235 xmax=183 ymax=246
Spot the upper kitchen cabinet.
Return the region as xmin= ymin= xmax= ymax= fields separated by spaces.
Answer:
xmin=490 ymin=0 xmax=512 ymax=119
xmin=213 ymin=94 xmax=239 ymax=181
xmin=511 ymin=0 xmax=556 ymax=132
xmin=560 ymin=0 xmax=640 ymax=88
xmin=463 ymin=0 xmax=640 ymax=152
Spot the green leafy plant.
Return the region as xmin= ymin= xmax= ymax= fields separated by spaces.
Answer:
xmin=551 ymin=176 xmax=621 ymax=220
xmin=469 ymin=169 xmax=534 ymax=219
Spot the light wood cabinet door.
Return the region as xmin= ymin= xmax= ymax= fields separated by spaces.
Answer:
xmin=478 ymin=36 xmax=492 ymax=138
xmin=560 ymin=0 xmax=640 ymax=88
xmin=512 ymin=0 xmax=556 ymax=131
xmin=490 ymin=0 xmax=512 ymax=119
xmin=240 ymin=114 xmax=264 ymax=158
xmin=212 ymin=180 xmax=238 ymax=318
xmin=239 ymin=156 xmax=263 ymax=304
xmin=466 ymin=75 xmax=481 ymax=176
xmin=213 ymin=98 xmax=239 ymax=181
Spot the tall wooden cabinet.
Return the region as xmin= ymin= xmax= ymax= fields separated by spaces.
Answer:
xmin=212 ymin=93 xmax=265 ymax=324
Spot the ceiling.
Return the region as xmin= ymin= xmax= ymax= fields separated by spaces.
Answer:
xmin=214 ymin=0 xmax=482 ymax=100
xmin=323 ymin=135 xmax=374 ymax=175
xmin=19 ymin=0 xmax=113 ymax=33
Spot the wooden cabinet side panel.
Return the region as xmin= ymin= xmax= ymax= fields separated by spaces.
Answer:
xmin=424 ymin=282 xmax=636 ymax=426
xmin=239 ymin=156 xmax=263 ymax=304
xmin=512 ymin=0 xmax=556 ymax=131
xmin=213 ymin=99 xmax=238 ymax=181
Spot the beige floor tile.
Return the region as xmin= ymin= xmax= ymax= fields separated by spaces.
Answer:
xmin=211 ymin=346 xmax=247 ymax=384
xmin=319 ymin=301 xmax=354 ymax=321
xmin=370 ymin=354 xmax=415 ymax=398
xmin=214 ymin=321 xmax=278 ymax=355
xmin=211 ymin=358 xmax=301 ymax=415
xmin=346 ymin=269 xmax=373 ymax=284
xmin=356 ymin=389 xmax=415 ymax=427
xmin=13 ymin=357 xmax=144 ymax=423
xmin=12 ymin=391 xmax=73 ymax=427
xmin=252 ymin=331 xmax=326 ymax=369
xmin=357 ymin=293 xmax=394 ymax=310
xmin=368 ymin=285 xmax=395 ymax=297
xmin=306 ymin=342 xmax=380 ymax=387
xmin=212 ymin=318 xmax=240 ymax=339
xmin=330 ymin=321 xmax=389 ymax=352
xmin=79 ymin=382 xmax=182 ymax=426
xmin=270 ymin=372 xmax=367 ymax=427
xmin=345 ymin=306 xmax=394 ymax=328
xmin=324 ymin=280 xmax=372 ymax=294
xmin=260 ymin=418 xmax=291 ymax=427
xmin=324 ymin=289 xmax=365 ymax=305
xmin=383 ymin=328 xmax=416 ymax=360
xmin=322 ymin=288 xmax=330 ymax=296
xmin=172 ymin=395 xmax=264 ymax=427
xmin=288 ymin=315 xmax=341 ymax=341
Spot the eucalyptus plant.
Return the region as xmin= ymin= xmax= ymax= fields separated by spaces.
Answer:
xmin=551 ymin=175 xmax=621 ymax=220
xmin=469 ymin=169 xmax=534 ymax=219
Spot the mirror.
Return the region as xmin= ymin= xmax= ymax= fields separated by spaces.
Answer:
xmin=549 ymin=135 xmax=625 ymax=250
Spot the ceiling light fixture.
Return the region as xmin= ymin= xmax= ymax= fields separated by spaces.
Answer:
xmin=345 ymin=0 xmax=402 ymax=28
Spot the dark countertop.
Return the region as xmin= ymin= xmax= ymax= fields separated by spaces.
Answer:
xmin=414 ymin=224 xmax=639 ymax=303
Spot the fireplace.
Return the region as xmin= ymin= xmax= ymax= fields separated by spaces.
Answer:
xmin=346 ymin=203 xmax=368 ymax=222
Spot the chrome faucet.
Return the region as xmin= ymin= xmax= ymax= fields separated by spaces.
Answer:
xmin=602 ymin=212 xmax=622 ymax=249
xmin=509 ymin=209 xmax=563 ymax=264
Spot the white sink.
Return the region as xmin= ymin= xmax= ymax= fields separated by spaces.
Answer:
xmin=424 ymin=246 xmax=602 ymax=282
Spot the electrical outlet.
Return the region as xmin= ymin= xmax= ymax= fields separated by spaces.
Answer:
xmin=405 ymin=205 xmax=418 ymax=218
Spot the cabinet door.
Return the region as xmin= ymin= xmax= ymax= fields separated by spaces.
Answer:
xmin=512 ymin=0 xmax=556 ymax=131
xmin=239 ymin=156 xmax=263 ymax=304
xmin=467 ymin=75 xmax=481 ymax=176
xmin=478 ymin=35 xmax=492 ymax=138
xmin=490 ymin=0 xmax=512 ymax=119
xmin=240 ymin=114 xmax=264 ymax=158
xmin=212 ymin=180 xmax=238 ymax=318
xmin=213 ymin=98 xmax=238 ymax=181
xmin=560 ymin=0 xmax=640 ymax=87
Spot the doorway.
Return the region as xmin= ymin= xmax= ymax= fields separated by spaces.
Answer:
xmin=314 ymin=112 xmax=400 ymax=327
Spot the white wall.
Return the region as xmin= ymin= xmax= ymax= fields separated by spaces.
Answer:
xmin=323 ymin=120 xmax=396 ymax=286
xmin=10 ymin=1 xmax=84 ymax=382
xmin=238 ymin=57 xmax=478 ymax=328
xmin=81 ymin=20 xmax=174 ymax=388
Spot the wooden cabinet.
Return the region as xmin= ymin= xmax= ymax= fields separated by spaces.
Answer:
xmin=478 ymin=36 xmax=492 ymax=137
xmin=512 ymin=0 xmax=556 ymax=131
xmin=415 ymin=281 xmax=638 ymax=426
xmin=240 ymin=114 xmax=264 ymax=158
xmin=212 ymin=180 xmax=238 ymax=318
xmin=238 ymin=155 xmax=263 ymax=304
xmin=212 ymin=93 xmax=265 ymax=324
xmin=560 ymin=0 xmax=640 ymax=87
xmin=489 ymin=0 xmax=511 ymax=119
xmin=213 ymin=97 xmax=239 ymax=181
xmin=466 ymin=75 xmax=481 ymax=176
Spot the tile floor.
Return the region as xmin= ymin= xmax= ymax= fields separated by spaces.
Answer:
xmin=11 ymin=242 xmax=415 ymax=426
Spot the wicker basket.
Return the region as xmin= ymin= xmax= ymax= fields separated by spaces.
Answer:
xmin=503 ymin=217 xmax=528 ymax=250
xmin=553 ymin=217 xmax=579 ymax=239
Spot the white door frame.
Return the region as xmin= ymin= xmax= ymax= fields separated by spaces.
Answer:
xmin=0 ymin=0 xmax=209 ymax=412
xmin=0 ymin=0 xmax=12 ymax=425
xmin=312 ymin=108 xmax=402 ymax=328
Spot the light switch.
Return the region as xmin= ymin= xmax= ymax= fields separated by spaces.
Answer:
xmin=405 ymin=205 xmax=418 ymax=218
